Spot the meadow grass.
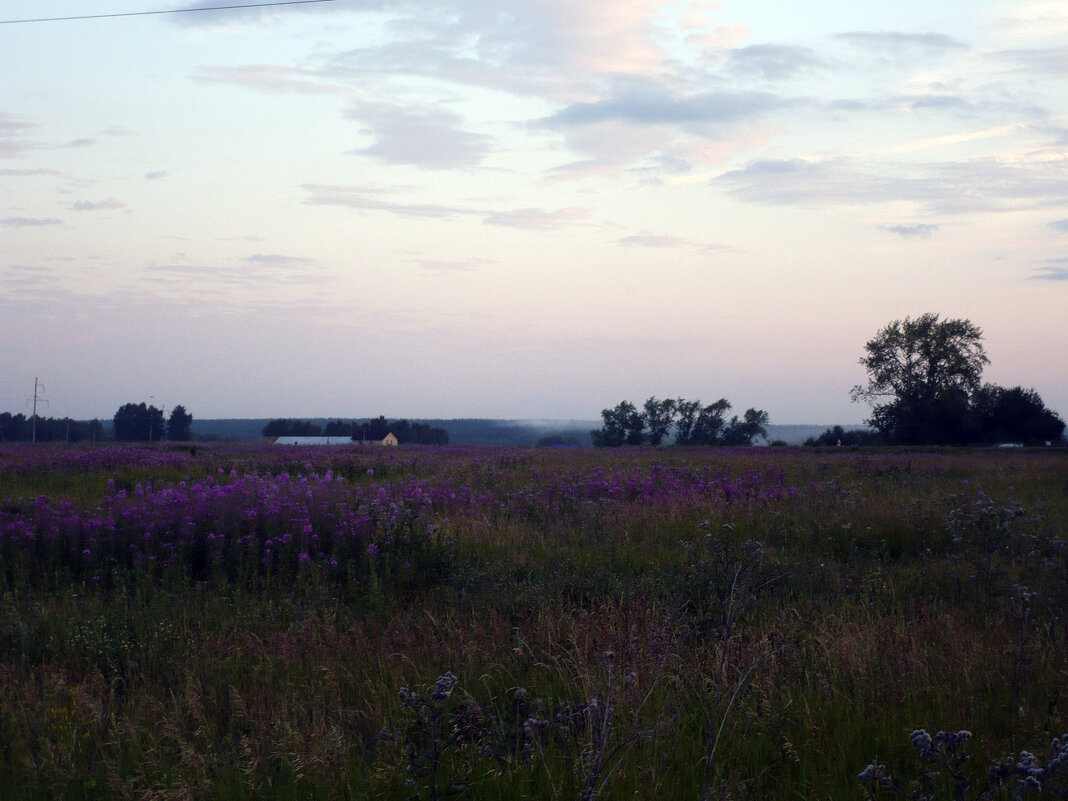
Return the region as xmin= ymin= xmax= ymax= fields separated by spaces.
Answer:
xmin=0 ymin=444 xmax=1065 ymax=799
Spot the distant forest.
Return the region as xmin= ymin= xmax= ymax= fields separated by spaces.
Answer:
xmin=193 ymin=418 xmax=599 ymax=446
xmin=0 ymin=412 xmax=878 ymax=447
xmin=0 ymin=412 xmax=105 ymax=443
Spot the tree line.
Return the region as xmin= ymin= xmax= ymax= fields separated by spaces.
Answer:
xmin=0 ymin=413 xmax=105 ymax=443
xmin=0 ymin=403 xmax=194 ymax=443
xmin=261 ymin=416 xmax=449 ymax=445
xmin=594 ymin=314 xmax=1064 ymax=449
xmin=592 ymin=397 xmax=770 ymax=447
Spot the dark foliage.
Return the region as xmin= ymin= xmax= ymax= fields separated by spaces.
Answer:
xmin=113 ymin=403 xmax=166 ymax=442
xmin=853 ymin=314 xmax=1064 ymax=445
xmin=804 ymin=425 xmax=883 ymax=447
xmin=593 ymin=396 xmax=768 ymax=446
xmin=167 ymin=405 xmax=193 ymax=442
xmin=261 ymin=419 xmax=324 ymax=437
xmin=0 ymin=412 xmax=104 ymax=443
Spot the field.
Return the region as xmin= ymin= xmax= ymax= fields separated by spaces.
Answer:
xmin=1 ymin=444 xmax=1066 ymax=800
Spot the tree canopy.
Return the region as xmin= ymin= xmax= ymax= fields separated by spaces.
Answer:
xmin=852 ymin=314 xmax=1064 ymax=445
xmin=592 ymin=396 xmax=768 ymax=447
xmin=971 ymin=384 xmax=1065 ymax=445
xmin=0 ymin=413 xmax=104 ymax=443
xmin=113 ymin=403 xmax=166 ymax=442
xmin=168 ymin=405 xmax=193 ymax=441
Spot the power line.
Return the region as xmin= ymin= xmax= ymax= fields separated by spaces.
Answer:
xmin=0 ymin=0 xmax=337 ymax=25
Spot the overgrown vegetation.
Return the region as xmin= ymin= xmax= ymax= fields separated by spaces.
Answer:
xmin=0 ymin=444 xmax=1065 ymax=799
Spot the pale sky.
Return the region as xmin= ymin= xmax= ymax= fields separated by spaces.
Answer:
xmin=2 ymin=0 xmax=1066 ymax=424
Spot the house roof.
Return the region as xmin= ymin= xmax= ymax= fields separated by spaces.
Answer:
xmin=274 ymin=436 xmax=353 ymax=446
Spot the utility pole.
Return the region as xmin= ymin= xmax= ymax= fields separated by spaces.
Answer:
xmin=29 ymin=377 xmax=47 ymax=444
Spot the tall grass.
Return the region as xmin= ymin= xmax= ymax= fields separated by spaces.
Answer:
xmin=0 ymin=444 xmax=1065 ymax=799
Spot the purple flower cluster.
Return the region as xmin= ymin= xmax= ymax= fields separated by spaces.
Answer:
xmin=863 ymin=730 xmax=1068 ymax=799
xmin=0 ymin=445 xmax=822 ymax=589
xmin=1 ymin=455 xmax=487 ymax=587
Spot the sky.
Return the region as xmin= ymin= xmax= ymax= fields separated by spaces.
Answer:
xmin=1 ymin=0 xmax=1066 ymax=424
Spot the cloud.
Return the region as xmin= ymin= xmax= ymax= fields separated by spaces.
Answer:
xmin=1 ymin=217 xmax=62 ymax=227
xmin=882 ymin=224 xmax=939 ymax=238
xmin=243 ymin=253 xmax=315 ymax=266
xmin=144 ymin=257 xmax=321 ymax=287
xmin=618 ymin=234 xmax=689 ymax=248
xmin=0 ymin=112 xmax=38 ymax=135
xmin=319 ymin=1 xmax=668 ymax=103
xmin=145 ymin=171 xmax=169 ymax=181
xmin=715 ymin=157 xmax=1068 ymax=214
xmin=171 ymin=0 xmax=354 ymax=28
xmin=182 ymin=2 xmax=1066 ymax=187
xmin=834 ymin=31 xmax=969 ymax=54
xmin=726 ymin=44 xmax=825 ymax=80
xmin=302 ymin=184 xmax=475 ymax=219
xmin=994 ymin=2 xmax=1068 ymax=43
xmin=1050 ymin=219 xmax=1068 ymax=231
xmin=482 ymin=207 xmax=589 ymax=230
xmin=413 ymin=257 xmax=494 ymax=273
xmin=0 ymin=112 xmax=43 ymax=158
xmin=616 ymin=234 xmax=727 ymax=251
xmin=907 ymin=95 xmax=970 ymax=111
xmin=345 ymin=100 xmax=491 ymax=169
xmin=195 ymin=64 xmax=345 ymax=95
xmin=199 ymin=68 xmax=490 ymax=170
xmin=547 ymin=82 xmax=786 ymax=128
xmin=193 ymin=0 xmax=666 ymax=104
xmin=715 ymin=158 xmax=910 ymax=204
xmin=0 ymin=168 xmax=62 ymax=177
xmin=72 ymin=198 xmax=127 ymax=212
xmin=993 ymin=47 xmax=1068 ymax=76
xmin=304 ymin=184 xmax=588 ymax=230
xmin=0 ymin=264 xmax=62 ymax=300
xmin=67 ymin=138 xmax=96 ymax=148
xmin=191 ymin=5 xmax=788 ymax=178
xmin=1032 ymin=261 xmax=1068 ymax=281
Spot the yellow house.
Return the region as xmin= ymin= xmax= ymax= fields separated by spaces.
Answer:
xmin=361 ymin=432 xmax=399 ymax=447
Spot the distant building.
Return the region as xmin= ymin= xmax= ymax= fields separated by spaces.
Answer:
xmin=273 ymin=436 xmax=353 ymax=446
xmin=359 ymin=432 xmax=399 ymax=447
xmin=274 ymin=433 xmax=399 ymax=447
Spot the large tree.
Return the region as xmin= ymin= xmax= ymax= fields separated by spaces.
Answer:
xmin=167 ymin=405 xmax=193 ymax=441
xmin=721 ymin=408 xmax=770 ymax=446
xmin=673 ymin=399 xmax=702 ymax=444
xmin=689 ymin=399 xmax=732 ymax=445
xmin=642 ymin=396 xmax=677 ymax=446
xmin=591 ymin=401 xmax=644 ymax=447
xmin=851 ymin=314 xmax=988 ymax=444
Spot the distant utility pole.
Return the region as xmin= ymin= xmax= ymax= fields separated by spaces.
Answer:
xmin=28 ymin=377 xmax=47 ymax=444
